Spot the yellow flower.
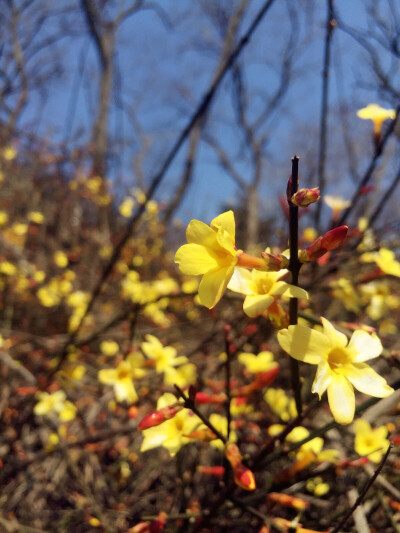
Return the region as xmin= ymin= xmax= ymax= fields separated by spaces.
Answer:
xmin=28 ymin=211 xmax=44 ymax=224
xmin=278 ymin=317 xmax=393 ymax=425
xmin=119 ymin=197 xmax=135 ymax=218
xmin=357 ymin=103 xmax=396 ymax=135
xmin=208 ymin=413 xmax=237 ymax=450
xmin=175 ymin=211 xmax=240 ymax=308
xmin=330 ymin=278 xmax=361 ymax=313
xmin=323 ymin=195 xmax=351 ymax=219
xmin=54 ymin=250 xmax=68 ymax=268
xmin=238 ymin=350 xmax=277 ymax=374
xmin=0 ymin=261 xmax=17 ymax=276
xmin=354 ymin=418 xmax=389 ymax=463
xmin=100 ymin=340 xmax=120 ymax=357
xmin=141 ymin=334 xmax=187 ymax=373
xmin=98 ymin=352 xmax=146 ymax=403
xmin=140 ymin=393 xmax=199 ymax=456
xmin=163 ymin=363 xmax=197 ymax=387
xmin=264 ymin=388 xmax=297 ymax=422
xmin=34 ymin=390 xmax=77 ymax=422
xmin=361 ymin=247 xmax=400 ymax=277
xmin=12 ymin=222 xmax=28 ymax=235
xmin=0 ymin=211 xmax=8 ymax=225
xmin=228 ymin=268 xmax=308 ymax=317
xmin=2 ymin=146 xmax=17 ymax=160
xmin=286 ymin=426 xmax=339 ymax=463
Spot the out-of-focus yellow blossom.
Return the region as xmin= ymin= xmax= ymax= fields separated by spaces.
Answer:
xmin=278 ymin=317 xmax=393 ymax=424
xmin=163 ymin=363 xmax=197 ymax=387
xmin=62 ymin=362 xmax=86 ymax=381
xmin=302 ymin=227 xmax=318 ymax=243
xmin=264 ymin=388 xmax=297 ymax=422
xmin=66 ymin=290 xmax=89 ymax=309
xmin=0 ymin=261 xmax=17 ymax=276
xmin=132 ymin=255 xmax=143 ymax=267
xmin=96 ymin=193 xmax=112 ymax=206
xmin=141 ymin=335 xmax=187 ymax=373
xmin=12 ymin=222 xmax=28 ymax=235
xmin=182 ymin=278 xmax=199 ymax=294
xmin=28 ymin=211 xmax=44 ymax=224
xmin=231 ymin=397 xmax=253 ymax=416
xmin=324 ymin=195 xmax=351 ymax=219
xmin=354 ymin=418 xmax=390 ymax=463
xmin=119 ymin=197 xmax=135 ymax=218
xmin=140 ymin=393 xmax=198 ymax=456
xmin=360 ymin=281 xmax=399 ymax=320
xmin=88 ymin=517 xmax=101 ymax=527
xmin=238 ymin=350 xmax=278 ymax=374
xmin=175 ymin=211 xmax=242 ymax=309
xmin=100 ymin=340 xmax=120 ymax=357
xmin=357 ymin=103 xmax=396 ymax=135
xmin=228 ymin=268 xmax=308 ymax=318
xmin=286 ymin=426 xmax=339 ymax=463
xmin=45 ymin=432 xmax=60 ymax=452
xmin=34 ymin=390 xmax=77 ymax=422
xmin=306 ymin=477 xmax=330 ymax=496
xmin=86 ymin=176 xmax=103 ymax=193
xmin=0 ymin=171 xmax=4 ymax=182
xmin=207 ymin=413 xmax=237 ymax=450
xmin=99 ymin=245 xmax=113 ymax=259
xmin=379 ymin=318 xmax=397 ymax=335
xmin=2 ymin=146 xmax=17 ymax=160
xmin=146 ymin=200 xmax=158 ymax=215
xmin=98 ymin=351 xmax=146 ymax=403
xmin=330 ymin=278 xmax=361 ymax=313
xmin=33 ymin=270 xmax=46 ymax=283
xmin=54 ymin=250 xmax=68 ymax=268
xmin=132 ymin=188 xmax=146 ymax=204
xmin=37 ymin=276 xmax=74 ymax=307
xmin=0 ymin=211 xmax=9 ymax=225
xmin=361 ymin=247 xmax=400 ymax=277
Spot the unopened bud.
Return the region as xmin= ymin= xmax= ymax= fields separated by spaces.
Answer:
xmin=138 ymin=404 xmax=183 ymax=430
xmin=261 ymin=252 xmax=289 ymax=271
xmin=185 ymin=428 xmax=217 ymax=441
xmin=195 ymin=392 xmax=226 ymax=404
xmin=267 ymin=492 xmax=309 ymax=510
xmin=286 ymin=173 xmax=299 ymax=202
xmin=225 ymin=442 xmax=242 ymax=468
xmin=233 ymin=463 xmax=256 ymax=491
xmin=197 ymin=465 xmax=225 ymax=477
xmin=291 ymin=187 xmax=320 ymax=207
xmin=299 ymin=236 xmax=324 ymax=263
xmin=320 ymin=225 xmax=348 ymax=250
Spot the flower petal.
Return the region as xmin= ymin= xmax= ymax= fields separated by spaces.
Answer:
xmin=198 ymin=265 xmax=234 ymax=308
xmin=347 ymin=330 xmax=382 ymax=362
xmin=228 ymin=267 xmax=253 ymax=295
xmin=277 ymin=325 xmax=330 ymax=364
xmin=345 ymin=363 xmax=394 ymax=397
xmin=311 ymin=361 xmax=332 ymax=398
xmin=186 ymin=219 xmax=218 ymax=249
xmin=320 ymin=317 xmax=348 ymax=348
xmin=210 ymin=211 xmax=235 ymax=241
xmin=327 ymin=374 xmax=355 ymax=425
xmin=243 ymin=294 xmax=274 ymax=317
xmin=279 ymin=284 xmax=309 ymax=300
xmin=175 ymin=243 xmax=219 ymax=275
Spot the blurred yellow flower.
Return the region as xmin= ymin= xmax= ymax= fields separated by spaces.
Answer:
xmin=34 ymin=390 xmax=77 ymax=422
xmin=141 ymin=335 xmax=187 ymax=373
xmin=140 ymin=393 xmax=198 ymax=456
xmin=163 ymin=363 xmax=197 ymax=387
xmin=98 ymin=351 xmax=146 ymax=403
xmin=354 ymin=418 xmax=389 ymax=463
xmin=265 ymin=388 xmax=297 ymax=422
xmin=228 ymin=268 xmax=308 ymax=318
xmin=0 ymin=261 xmax=17 ymax=276
xmin=12 ymin=223 xmax=28 ymax=235
xmin=28 ymin=211 xmax=44 ymax=224
xmin=100 ymin=340 xmax=120 ymax=357
xmin=54 ymin=251 xmax=68 ymax=268
xmin=278 ymin=317 xmax=393 ymax=424
xmin=208 ymin=413 xmax=237 ymax=450
xmin=324 ymin=195 xmax=351 ymax=219
xmin=361 ymin=247 xmax=400 ymax=277
xmin=357 ymin=103 xmax=396 ymax=134
xmin=238 ymin=350 xmax=277 ymax=374
xmin=119 ymin=197 xmax=135 ymax=218
xmin=175 ymin=211 xmax=240 ymax=308
xmin=286 ymin=426 xmax=339 ymax=463
xmin=0 ymin=211 xmax=9 ymax=225
xmin=330 ymin=278 xmax=361 ymax=313
xmin=2 ymin=146 xmax=17 ymax=160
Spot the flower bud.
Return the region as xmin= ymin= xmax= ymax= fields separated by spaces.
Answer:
xmin=291 ymin=187 xmax=320 ymax=207
xmin=225 ymin=442 xmax=242 ymax=468
xmin=267 ymin=492 xmax=309 ymax=511
xmin=299 ymin=236 xmax=324 ymax=263
xmin=321 ymin=225 xmax=348 ymax=250
xmin=261 ymin=252 xmax=290 ymax=271
xmin=197 ymin=465 xmax=225 ymax=477
xmin=138 ymin=404 xmax=183 ymax=430
xmin=195 ymin=392 xmax=226 ymax=404
xmin=233 ymin=463 xmax=256 ymax=491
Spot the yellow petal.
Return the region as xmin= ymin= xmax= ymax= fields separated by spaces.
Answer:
xmin=210 ymin=211 xmax=235 ymax=241
xmin=243 ymin=294 xmax=274 ymax=317
xmin=198 ymin=265 xmax=234 ymax=308
xmin=327 ymin=374 xmax=355 ymax=425
xmin=227 ymin=268 xmax=253 ymax=295
xmin=277 ymin=325 xmax=330 ymax=364
xmin=320 ymin=317 xmax=348 ymax=348
xmin=98 ymin=368 xmax=118 ymax=385
xmin=278 ymin=284 xmax=309 ymax=300
xmin=114 ymin=378 xmax=138 ymax=403
xmin=141 ymin=426 xmax=168 ymax=452
xmin=311 ymin=361 xmax=332 ymax=398
xmin=186 ymin=219 xmax=218 ymax=249
xmin=175 ymin=243 xmax=219 ymax=275
xmin=345 ymin=363 xmax=394 ymax=397
xmin=348 ymin=330 xmax=382 ymax=362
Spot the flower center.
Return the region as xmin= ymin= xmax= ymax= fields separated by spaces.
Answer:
xmin=327 ymin=347 xmax=350 ymax=370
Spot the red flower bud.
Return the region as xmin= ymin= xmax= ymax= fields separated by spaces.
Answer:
xmin=320 ymin=225 xmax=348 ymax=250
xmin=195 ymin=392 xmax=226 ymax=404
xmin=291 ymin=187 xmax=320 ymax=207
xmin=267 ymin=492 xmax=309 ymax=510
xmin=138 ymin=404 xmax=183 ymax=430
xmin=233 ymin=463 xmax=256 ymax=491
xmin=225 ymin=441 xmax=242 ymax=468
xmin=196 ymin=465 xmax=225 ymax=477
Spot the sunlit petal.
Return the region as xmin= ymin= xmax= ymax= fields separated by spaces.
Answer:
xmin=327 ymin=374 xmax=355 ymax=425
xmin=348 ymin=330 xmax=382 ymax=362
xmin=311 ymin=361 xmax=332 ymax=398
xmin=175 ymin=243 xmax=219 ymax=275
xmin=210 ymin=210 xmax=235 ymax=240
xmin=243 ymin=294 xmax=274 ymax=317
xmin=346 ymin=363 xmax=394 ymax=397
xmin=198 ymin=265 xmax=234 ymax=308
xmin=227 ymin=267 xmax=253 ymax=295
xmin=277 ymin=325 xmax=330 ymax=364
xmin=320 ymin=317 xmax=348 ymax=348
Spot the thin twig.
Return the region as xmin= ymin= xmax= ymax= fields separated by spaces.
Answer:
xmin=330 ymin=443 xmax=392 ymax=533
